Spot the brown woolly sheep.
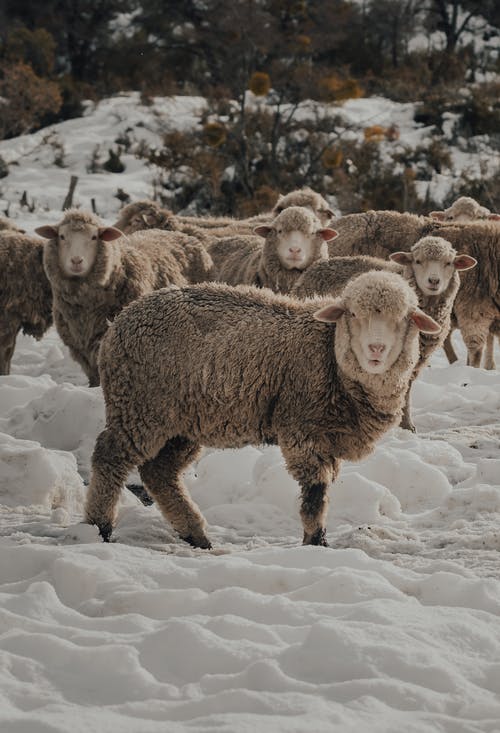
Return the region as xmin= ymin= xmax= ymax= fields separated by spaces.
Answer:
xmin=210 ymin=206 xmax=337 ymax=293
xmin=329 ymin=210 xmax=499 ymax=369
xmin=272 ymin=187 xmax=335 ymax=225
xmin=0 ymin=231 xmax=53 ymax=374
xmin=35 ymin=209 xmax=213 ymax=386
xmin=294 ymin=237 xmax=476 ymax=431
xmin=429 ymin=196 xmax=500 ymax=223
xmin=428 ymin=197 xmax=500 ymax=369
xmin=85 ymin=273 xmax=440 ymax=548
xmin=0 ymin=216 xmax=25 ymax=233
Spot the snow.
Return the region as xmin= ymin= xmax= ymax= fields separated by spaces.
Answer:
xmin=1 ymin=92 xmax=500 ymax=732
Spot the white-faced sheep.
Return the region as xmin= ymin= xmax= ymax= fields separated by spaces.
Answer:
xmin=85 ymin=273 xmax=440 ymax=548
xmin=35 ymin=209 xmax=213 ymax=386
xmin=429 ymin=196 xmax=500 ymax=223
xmin=0 ymin=231 xmax=53 ymax=374
xmin=210 ymin=206 xmax=337 ymax=293
xmin=329 ymin=210 xmax=498 ymax=369
xmin=294 ymin=237 xmax=476 ymax=431
xmin=427 ymin=197 xmax=500 ymax=368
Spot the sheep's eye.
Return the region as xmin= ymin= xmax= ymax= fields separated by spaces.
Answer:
xmin=349 ymin=311 xmax=356 ymax=318
xmin=446 ymin=261 xmax=452 ymax=266
xmin=415 ymin=259 xmax=421 ymax=265
xmin=277 ymin=228 xmax=282 ymax=234
xmin=59 ymin=234 xmax=65 ymax=241
xmin=92 ymin=235 xmax=97 ymax=241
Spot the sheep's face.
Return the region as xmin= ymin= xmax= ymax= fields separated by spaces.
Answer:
xmin=346 ymin=313 xmax=411 ymax=374
xmin=314 ymin=272 xmax=441 ymax=377
xmin=390 ymin=246 xmax=477 ymax=297
xmin=255 ymin=212 xmax=337 ymax=271
xmin=36 ymin=220 xmax=123 ymax=278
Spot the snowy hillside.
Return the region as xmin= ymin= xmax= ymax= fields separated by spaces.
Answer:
xmin=1 ymin=94 xmax=500 ymax=732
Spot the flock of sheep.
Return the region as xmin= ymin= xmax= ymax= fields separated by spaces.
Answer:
xmin=1 ymin=190 xmax=498 ymax=548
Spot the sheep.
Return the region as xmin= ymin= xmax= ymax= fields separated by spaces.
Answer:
xmin=294 ymin=237 xmax=476 ymax=431
xmin=176 ymin=186 xmax=335 ymax=232
xmin=429 ymin=196 xmax=500 ymax=223
xmin=0 ymin=216 xmax=25 ymax=233
xmin=272 ymin=187 xmax=335 ymax=225
xmin=427 ymin=197 xmax=500 ymax=368
xmin=209 ymin=206 xmax=337 ymax=293
xmin=84 ymin=272 xmax=440 ymax=548
xmin=329 ymin=210 xmax=499 ymax=369
xmin=35 ymin=209 xmax=213 ymax=386
xmin=0 ymin=231 xmax=53 ymax=374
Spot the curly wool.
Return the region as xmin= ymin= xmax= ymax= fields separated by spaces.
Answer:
xmin=410 ymin=235 xmax=457 ymax=261
xmin=443 ymin=196 xmax=491 ymax=220
xmin=273 ymin=187 xmax=333 ymax=222
xmin=43 ymin=210 xmax=213 ymax=385
xmin=85 ymin=274 xmax=422 ymax=546
xmin=0 ymin=232 xmax=53 ymax=374
xmin=211 ymin=207 xmax=329 ymax=293
xmin=330 ymin=210 xmax=500 ymax=368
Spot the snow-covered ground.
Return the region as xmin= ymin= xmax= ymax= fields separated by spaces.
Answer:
xmin=1 ymin=92 xmax=500 ymax=731
xmin=1 ymin=321 xmax=500 ymax=732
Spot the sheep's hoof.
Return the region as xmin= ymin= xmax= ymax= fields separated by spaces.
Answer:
xmin=182 ymin=533 xmax=212 ymax=550
xmin=98 ymin=522 xmax=113 ymax=542
xmin=303 ymin=528 xmax=329 ymax=547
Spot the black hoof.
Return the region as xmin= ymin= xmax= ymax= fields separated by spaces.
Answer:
xmin=183 ymin=534 xmax=212 ymax=550
xmin=98 ymin=522 xmax=113 ymax=542
xmin=303 ymin=528 xmax=329 ymax=547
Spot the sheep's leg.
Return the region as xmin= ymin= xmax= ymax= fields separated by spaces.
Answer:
xmin=281 ymin=440 xmax=338 ymax=546
xmin=399 ymin=382 xmax=416 ymax=432
xmin=483 ymin=332 xmax=496 ymax=371
xmin=0 ymin=322 xmax=19 ymax=375
xmin=442 ymin=332 xmax=458 ymax=364
xmin=85 ymin=428 xmax=137 ymax=541
xmin=138 ymin=437 xmax=211 ymax=549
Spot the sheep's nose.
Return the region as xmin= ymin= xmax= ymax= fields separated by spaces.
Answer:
xmin=71 ymin=256 xmax=83 ymax=265
xmin=428 ymin=276 xmax=440 ymax=285
xmin=289 ymin=247 xmax=302 ymax=254
xmin=368 ymin=343 xmax=386 ymax=356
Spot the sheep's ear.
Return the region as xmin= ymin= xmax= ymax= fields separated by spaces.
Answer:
xmin=429 ymin=211 xmax=446 ymax=221
xmin=389 ymin=251 xmax=413 ymax=265
xmin=453 ymin=254 xmax=477 ymax=271
xmin=35 ymin=225 xmax=58 ymax=239
xmin=254 ymin=225 xmax=273 ymax=238
xmin=318 ymin=228 xmax=338 ymax=241
xmin=99 ymin=226 xmax=123 ymax=241
xmin=313 ymin=301 xmax=345 ymax=323
xmin=410 ymin=309 xmax=441 ymax=334
xmin=487 ymin=213 xmax=500 ymax=220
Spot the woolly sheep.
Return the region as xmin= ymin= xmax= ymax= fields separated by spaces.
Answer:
xmin=176 ymin=186 xmax=335 ymax=233
xmin=272 ymin=187 xmax=335 ymax=225
xmin=427 ymin=197 xmax=500 ymax=368
xmin=0 ymin=231 xmax=52 ymax=374
xmin=0 ymin=216 xmax=25 ymax=233
xmin=35 ymin=209 xmax=213 ymax=386
xmin=113 ymin=199 xmax=215 ymax=244
xmin=329 ymin=210 xmax=498 ymax=369
xmin=85 ymin=273 xmax=440 ymax=548
xmin=293 ymin=237 xmax=476 ymax=430
xmin=429 ymin=196 xmax=500 ymax=223
xmin=210 ymin=206 xmax=337 ymax=293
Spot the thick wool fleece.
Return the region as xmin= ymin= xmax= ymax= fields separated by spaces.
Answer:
xmin=442 ymin=196 xmax=491 ymax=220
xmin=329 ymin=210 xmax=500 ymax=368
xmin=0 ymin=216 xmax=24 ymax=233
xmin=114 ymin=200 xmax=213 ymax=249
xmin=273 ymin=187 xmax=334 ymax=224
xmin=212 ymin=207 xmax=329 ymax=293
xmin=293 ymin=255 xmax=402 ymax=299
xmin=85 ymin=274 xmax=421 ymax=548
xmin=0 ymin=232 xmax=53 ymax=374
xmin=43 ymin=211 xmax=212 ymax=385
